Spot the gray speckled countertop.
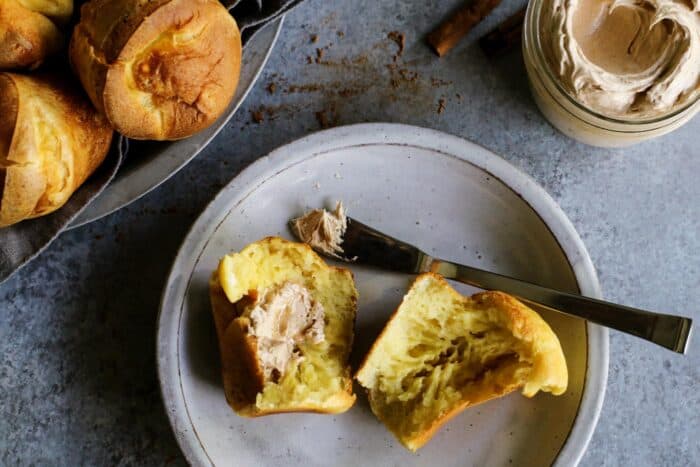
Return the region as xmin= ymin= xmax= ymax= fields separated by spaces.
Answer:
xmin=1 ymin=0 xmax=698 ymax=465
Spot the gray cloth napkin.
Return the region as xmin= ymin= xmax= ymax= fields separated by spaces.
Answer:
xmin=0 ymin=0 xmax=301 ymax=284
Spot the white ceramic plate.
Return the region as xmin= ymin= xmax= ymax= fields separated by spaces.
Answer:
xmin=157 ymin=123 xmax=609 ymax=467
xmin=68 ymin=18 xmax=284 ymax=229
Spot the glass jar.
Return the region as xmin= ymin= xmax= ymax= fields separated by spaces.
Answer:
xmin=522 ymin=0 xmax=700 ymax=148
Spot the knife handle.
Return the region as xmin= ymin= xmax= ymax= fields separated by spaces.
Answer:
xmin=433 ymin=260 xmax=693 ymax=354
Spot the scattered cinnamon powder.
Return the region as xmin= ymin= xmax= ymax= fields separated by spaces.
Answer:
xmin=315 ymin=110 xmax=329 ymax=128
xmin=285 ymin=80 xmax=371 ymax=96
xmin=247 ymin=33 xmax=451 ymax=129
xmin=337 ymin=88 xmax=363 ymax=98
xmin=251 ymin=109 xmax=264 ymax=123
xmin=437 ymin=98 xmax=446 ymax=114
xmin=251 ymin=104 xmax=294 ymax=122
xmin=287 ymin=83 xmax=325 ymax=93
xmin=313 ymin=55 xmax=369 ymax=68
xmin=387 ymin=64 xmax=419 ymax=89
xmin=431 ymin=77 xmax=452 ymax=87
xmin=321 ymin=12 xmax=337 ymax=25
xmin=316 ymin=105 xmax=338 ymax=129
xmin=401 ymin=68 xmax=417 ymax=79
xmin=387 ymin=31 xmax=405 ymax=61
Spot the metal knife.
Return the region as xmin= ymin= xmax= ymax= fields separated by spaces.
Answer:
xmin=292 ymin=216 xmax=693 ymax=354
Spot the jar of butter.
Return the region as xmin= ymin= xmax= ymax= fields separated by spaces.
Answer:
xmin=522 ymin=0 xmax=700 ymax=147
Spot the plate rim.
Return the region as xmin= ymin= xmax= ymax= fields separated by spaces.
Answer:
xmin=67 ymin=17 xmax=285 ymax=229
xmin=157 ymin=123 xmax=609 ymax=467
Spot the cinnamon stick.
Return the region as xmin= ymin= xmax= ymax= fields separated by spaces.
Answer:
xmin=479 ymin=7 xmax=526 ymax=57
xmin=427 ymin=0 xmax=503 ymax=57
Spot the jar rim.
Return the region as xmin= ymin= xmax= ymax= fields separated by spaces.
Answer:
xmin=523 ymin=0 xmax=700 ymax=126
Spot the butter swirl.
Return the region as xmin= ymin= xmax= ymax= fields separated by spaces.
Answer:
xmin=541 ymin=0 xmax=700 ymax=118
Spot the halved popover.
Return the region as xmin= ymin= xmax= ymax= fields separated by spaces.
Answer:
xmin=356 ymin=272 xmax=568 ymax=451
xmin=210 ymin=237 xmax=358 ymax=417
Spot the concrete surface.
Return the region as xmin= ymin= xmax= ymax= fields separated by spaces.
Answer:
xmin=1 ymin=0 xmax=698 ymax=465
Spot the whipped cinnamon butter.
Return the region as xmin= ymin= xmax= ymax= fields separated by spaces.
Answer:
xmin=290 ymin=202 xmax=348 ymax=258
xmin=523 ymin=0 xmax=700 ymax=146
xmin=541 ymin=0 xmax=699 ymax=118
xmin=246 ymin=282 xmax=325 ymax=381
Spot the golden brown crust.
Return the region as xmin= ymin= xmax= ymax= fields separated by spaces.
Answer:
xmin=0 ymin=75 xmax=19 ymax=196
xmin=209 ymin=281 xmax=264 ymax=413
xmin=0 ymin=72 xmax=113 ymax=227
xmin=0 ymin=0 xmax=66 ymax=70
xmin=470 ymin=289 xmax=569 ymax=397
xmin=356 ymin=272 xmax=568 ymax=451
xmin=70 ymin=0 xmax=242 ymax=140
xmin=210 ymin=258 xmax=276 ymax=414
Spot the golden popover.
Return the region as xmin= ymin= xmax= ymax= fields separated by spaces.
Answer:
xmin=356 ymin=273 xmax=568 ymax=451
xmin=0 ymin=72 xmax=113 ymax=227
xmin=70 ymin=0 xmax=242 ymax=140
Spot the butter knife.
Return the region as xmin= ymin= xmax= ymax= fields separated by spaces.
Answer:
xmin=292 ymin=216 xmax=693 ymax=354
